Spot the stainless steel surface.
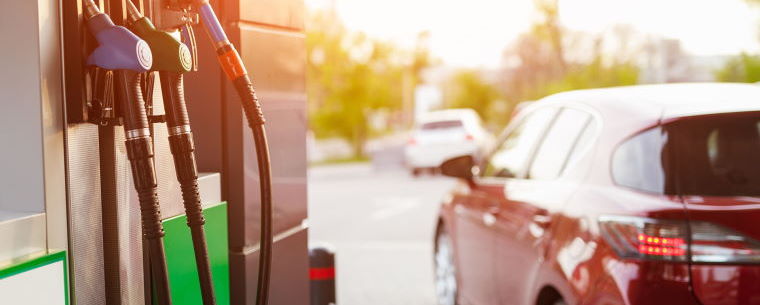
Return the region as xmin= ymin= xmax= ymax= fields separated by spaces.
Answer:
xmin=0 ymin=0 xmax=48 ymax=217
xmin=0 ymin=213 xmax=46 ymax=264
xmin=160 ymin=172 xmax=222 ymax=219
xmin=40 ymin=0 xmax=68 ymax=251
xmin=1 ymin=0 xmax=68 ymax=258
xmin=66 ymin=124 xmax=107 ymax=305
xmin=198 ymin=172 xmax=222 ymax=207
xmin=168 ymin=124 xmax=192 ymax=136
xmin=125 ymin=128 xmax=151 ymax=139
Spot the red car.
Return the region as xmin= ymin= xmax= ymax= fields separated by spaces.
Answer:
xmin=434 ymin=83 xmax=760 ymax=305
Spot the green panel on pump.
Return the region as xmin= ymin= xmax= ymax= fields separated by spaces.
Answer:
xmin=163 ymin=202 xmax=230 ymax=305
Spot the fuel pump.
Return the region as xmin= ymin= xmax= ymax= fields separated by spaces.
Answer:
xmin=82 ymin=1 xmax=174 ymax=304
xmin=153 ymin=1 xmax=275 ymax=304
xmin=191 ymin=3 xmax=275 ymax=304
xmin=123 ymin=2 xmax=217 ymax=304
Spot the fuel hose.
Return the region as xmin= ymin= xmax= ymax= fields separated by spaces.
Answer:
xmin=125 ymin=2 xmax=217 ymax=303
xmin=82 ymin=1 xmax=173 ymax=304
xmin=117 ymin=69 xmax=173 ymax=305
xmin=196 ymin=2 xmax=273 ymax=305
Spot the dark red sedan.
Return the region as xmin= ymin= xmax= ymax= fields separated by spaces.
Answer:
xmin=434 ymin=83 xmax=760 ymax=305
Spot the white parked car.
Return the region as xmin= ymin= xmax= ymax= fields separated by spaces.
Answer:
xmin=405 ymin=109 xmax=493 ymax=176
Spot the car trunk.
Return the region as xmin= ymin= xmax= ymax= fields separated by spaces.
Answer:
xmin=683 ymin=197 xmax=760 ymax=305
xmin=668 ymin=112 xmax=760 ymax=305
xmin=415 ymin=120 xmax=469 ymax=146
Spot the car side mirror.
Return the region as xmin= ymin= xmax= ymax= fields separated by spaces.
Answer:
xmin=440 ymin=155 xmax=476 ymax=181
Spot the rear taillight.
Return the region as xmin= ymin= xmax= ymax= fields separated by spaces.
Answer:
xmin=690 ymin=222 xmax=760 ymax=264
xmin=407 ymin=137 xmax=416 ymax=145
xmin=599 ymin=216 xmax=760 ymax=264
xmin=465 ymin=134 xmax=474 ymax=141
xmin=599 ymin=216 xmax=688 ymax=262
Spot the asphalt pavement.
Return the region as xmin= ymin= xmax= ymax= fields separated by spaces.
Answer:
xmin=308 ymin=163 xmax=457 ymax=305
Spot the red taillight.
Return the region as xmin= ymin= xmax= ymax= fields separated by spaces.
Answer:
xmin=599 ymin=216 xmax=688 ymax=262
xmin=600 ymin=216 xmax=760 ymax=263
xmin=636 ymin=233 xmax=686 ymax=256
xmin=407 ymin=138 xmax=417 ymax=145
xmin=465 ymin=134 xmax=474 ymax=141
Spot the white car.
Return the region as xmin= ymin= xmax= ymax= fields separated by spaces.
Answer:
xmin=405 ymin=109 xmax=492 ymax=176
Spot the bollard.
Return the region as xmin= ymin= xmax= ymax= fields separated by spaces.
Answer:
xmin=309 ymin=245 xmax=336 ymax=305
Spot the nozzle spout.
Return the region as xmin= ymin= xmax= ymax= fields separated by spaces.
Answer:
xmin=83 ymin=0 xmax=102 ymax=19
xmin=125 ymin=0 xmax=144 ymax=22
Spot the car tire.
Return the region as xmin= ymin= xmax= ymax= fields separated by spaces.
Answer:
xmin=552 ymin=300 xmax=567 ymax=305
xmin=435 ymin=226 xmax=458 ymax=305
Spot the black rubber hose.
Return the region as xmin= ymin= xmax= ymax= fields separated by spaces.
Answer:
xmin=160 ymin=71 xmax=217 ymax=305
xmin=115 ymin=70 xmax=173 ymax=305
xmin=233 ymin=74 xmax=272 ymax=305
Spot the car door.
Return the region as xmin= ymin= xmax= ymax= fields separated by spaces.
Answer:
xmin=460 ymin=106 xmax=559 ymax=305
xmin=494 ymin=107 xmax=597 ymax=305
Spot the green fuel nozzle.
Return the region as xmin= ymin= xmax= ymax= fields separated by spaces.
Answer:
xmin=126 ymin=0 xmax=192 ymax=73
xmin=125 ymin=2 xmax=216 ymax=304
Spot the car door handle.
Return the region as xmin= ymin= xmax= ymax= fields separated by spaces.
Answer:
xmin=532 ymin=214 xmax=551 ymax=227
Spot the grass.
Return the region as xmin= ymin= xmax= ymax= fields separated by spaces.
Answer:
xmin=309 ymin=156 xmax=370 ymax=166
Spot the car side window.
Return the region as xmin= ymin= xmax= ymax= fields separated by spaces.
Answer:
xmin=482 ymin=107 xmax=558 ymax=179
xmin=529 ymin=108 xmax=592 ymax=180
xmin=612 ymin=127 xmax=667 ymax=193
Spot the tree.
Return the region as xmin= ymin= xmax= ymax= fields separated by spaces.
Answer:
xmin=500 ymin=3 xmax=640 ymax=107
xmin=715 ymin=53 xmax=760 ymax=82
xmin=306 ymin=11 xmax=415 ymax=157
xmin=444 ymin=70 xmax=504 ymax=126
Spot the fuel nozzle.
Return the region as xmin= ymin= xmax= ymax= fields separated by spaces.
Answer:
xmin=82 ymin=0 xmax=152 ymax=72
xmin=124 ymin=0 xmax=192 ymax=73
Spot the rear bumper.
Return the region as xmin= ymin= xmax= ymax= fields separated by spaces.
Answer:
xmin=404 ymin=143 xmax=478 ymax=168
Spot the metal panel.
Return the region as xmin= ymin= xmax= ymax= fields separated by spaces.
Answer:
xmin=238 ymin=228 xmax=310 ymax=305
xmin=239 ymin=0 xmax=305 ymax=30
xmin=66 ymin=124 xmax=107 ymax=305
xmin=37 ymin=0 xmax=69 ymax=252
xmin=0 ymin=214 xmax=47 ymax=264
xmin=233 ymin=22 xmax=307 ymax=255
xmin=227 ymin=7 xmax=308 ymax=304
xmin=0 ymin=0 xmax=46 ymax=215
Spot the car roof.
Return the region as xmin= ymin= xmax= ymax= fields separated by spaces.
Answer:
xmin=542 ymin=83 xmax=760 ymax=121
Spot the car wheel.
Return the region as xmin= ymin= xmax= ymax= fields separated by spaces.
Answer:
xmin=435 ymin=227 xmax=458 ymax=305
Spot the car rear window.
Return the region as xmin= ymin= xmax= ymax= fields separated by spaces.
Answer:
xmin=670 ymin=113 xmax=760 ymax=197
xmin=611 ymin=112 xmax=760 ymax=196
xmin=420 ymin=120 xmax=463 ymax=130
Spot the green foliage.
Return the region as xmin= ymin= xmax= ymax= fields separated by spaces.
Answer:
xmin=536 ymin=59 xmax=639 ymax=98
xmin=307 ymin=11 xmax=410 ymax=157
xmin=714 ymin=53 xmax=760 ymax=83
xmin=500 ymin=1 xmax=639 ymax=112
xmin=444 ymin=70 xmax=505 ymax=126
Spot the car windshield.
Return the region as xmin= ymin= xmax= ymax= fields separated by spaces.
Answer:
xmin=420 ymin=120 xmax=463 ymax=131
xmin=671 ymin=113 xmax=760 ymax=197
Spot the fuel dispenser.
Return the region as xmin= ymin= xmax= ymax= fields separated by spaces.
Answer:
xmin=0 ymin=0 xmax=309 ymax=304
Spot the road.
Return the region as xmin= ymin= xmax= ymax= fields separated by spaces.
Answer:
xmin=308 ymin=163 xmax=457 ymax=305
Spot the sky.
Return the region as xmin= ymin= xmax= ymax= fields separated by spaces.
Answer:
xmin=306 ymin=0 xmax=760 ymax=68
